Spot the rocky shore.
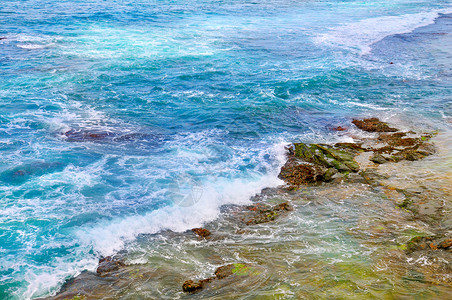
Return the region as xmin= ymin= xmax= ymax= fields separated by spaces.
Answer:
xmin=45 ymin=118 xmax=451 ymax=299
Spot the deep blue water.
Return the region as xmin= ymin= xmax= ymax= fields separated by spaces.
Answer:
xmin=1 ymin=0 xmax=452 ymax=298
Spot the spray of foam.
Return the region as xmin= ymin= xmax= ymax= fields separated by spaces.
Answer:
xmin=22 ymin=257 xmax=98 ymax=300
xmin=75 ymin=142 xmax=287 ymax=256
xmin=315 ymin=8 xmax=452 ymax=55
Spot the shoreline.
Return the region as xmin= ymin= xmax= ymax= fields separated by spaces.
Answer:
xmin=45 ymin=118 xmax=452 ymax=299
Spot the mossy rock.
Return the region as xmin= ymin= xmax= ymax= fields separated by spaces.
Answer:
xmin=315 ymin=144 xmax=355 ymax=162
xmin=215 ymin=263 xmax=262 ymax=278
xmin=323 ymin=168 xmax=338 ymax=182
xmin=293 ymin=143 xmax=330 ymax=167
xmin=330 ymin=159 xmax=351 ymax=172
xmin=370 ymin=153 xmax=387 ymax=164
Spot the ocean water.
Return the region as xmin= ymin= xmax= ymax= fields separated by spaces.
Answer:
xmin=1 ymin=0 xmax=452 ymax=299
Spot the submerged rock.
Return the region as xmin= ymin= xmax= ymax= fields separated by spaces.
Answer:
xmin=370 ymin=153 xmax=387 ymax=164
xmin=182 ymin=263 xmax=262 ymax=294
xmin=45 ymin=271 xmax=116 ymax=300
xmin=407 ymin=236 xmax=452 ymax=253
xmin=352 ymin=118 xmax=398 ymax=132
xmin=242 ymin=202 xmax=293 ymax=225
xmin=182 ymin=278 xmax=212 ymax=293
xmin=63 ymin=129 xmax=114 ymax=142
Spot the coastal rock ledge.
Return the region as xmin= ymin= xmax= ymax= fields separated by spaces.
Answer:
xmin=278 ymin=118 xmax=436 ymax=187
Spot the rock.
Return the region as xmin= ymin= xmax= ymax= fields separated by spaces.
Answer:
xmin=275 ymin=202 xmax=294 ymax=212
xmin=279 ymin=142 xmax=361 ymax=186
xmin=370 ymin=153 xmax=387 ymax=164
xmin=63 ymin=129 xmax=114 ymax=142
xmin=242 ymin=202 xmax=293 ymax=225
xmin=192 ymin=228 xmax=211 ymax=238
xmin=293 ymin=143 xmax=330 ymax=167
xmin=214 ymin=264 xmax=236 ymax=279
xmin=323 ymin=168 xmax=338 ymax=182
xmin=0 ymin=37 xmax=6 ymax=40
xmin=45 ymin=271 xmax=116 ymax=300
xmin=278 ymin=159 xmax=327 ymax=185
xmin=182 ymin=263 xmax=260 ymax=294
xmin=332 ymin=126 xmax=347 ymax=131
xmin=416 ymin=143 xmax=436 ymax=156
xmin=315 ymin=144 xmax=355 ymax=162
xmin=214 ymin=263 xmax=258 ymax=278
xmin=406 ymin=236 xmax=452 ymax=253
xmin=437 ymin=239 xmax=452 ymax=250
xmin=392 ymin=150 xmax=426 ymax=162
xmin=352 ymin=118 xmax=398 ymax=132
xmin=96 ymin=256 xmax=125 ymax=276
xmin=360 ymin=168 xmax=388 ymax=186
xmin=182 ymin=279 xmax=212 ymax=293
xmin=334 ymin=142 xmax=365 ymax=154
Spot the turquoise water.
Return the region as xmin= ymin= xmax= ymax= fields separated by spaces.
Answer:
xmin=1 ymin=0 xmax=452 ymax=298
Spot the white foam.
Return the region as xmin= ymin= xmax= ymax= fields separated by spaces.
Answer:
xmin=315 ymin=8 xmax=452 ymax=55
xmin=17 ymin=44 xmax=49 ymax=50
xmin=22 ymin=257 xmax=98 ymax=300
xmin=75 ymin=142 xmax=287 ymax=256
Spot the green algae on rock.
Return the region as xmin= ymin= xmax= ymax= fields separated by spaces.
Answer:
xmin=278 ymin=142 xmax=361 ymax=185
xmin=279 ymin=118 xmax=437 ymax=188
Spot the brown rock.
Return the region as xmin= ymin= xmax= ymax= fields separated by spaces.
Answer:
xmin=182 ymin=263 xmax=258 ymax=293
xmin=214 ymin=264 xmax=236 ymax=279
xmin=96 ymin=256 xmax=125 ymax=276
xmin=182 ymin=279 xmax=209 ymax=293
xmin=437 ymin=239 xmax=452 ymax=249
xmin=352 ymin=118 xmax=398 ymax=132
xmin=243 ymin=202 xmax=293 ymax=225
xmin=274 ymin=202 xmax=294 ymax=212
xmin=334 ymin=142 xmax=365 ymax=153
xmin=278 ymin=159 xmax=326 ymax=185
xmin=192 ymin=228 xmax=211 ymax=238
xmin=370 ymin=153 xmax=387 ymax=164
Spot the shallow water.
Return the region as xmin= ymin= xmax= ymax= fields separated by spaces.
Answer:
xmin=1 ymin=0 xmax=452 ymax=299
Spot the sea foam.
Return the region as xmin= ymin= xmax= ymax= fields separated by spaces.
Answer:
xmin=315 ymin=8 xmax=452 ymax=55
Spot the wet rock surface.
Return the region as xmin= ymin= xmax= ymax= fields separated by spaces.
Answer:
xmin=96 ymin=256 xmax=126 ymax=276
xmin=407 ymin=236 xmax=452 ymax=252
xmin=352 ymin=117 xmax=398 ymax=132
xmin=278 ymin=118 xmax=436 ymax=188
xmin=241 ymin=202 xmax=294 ymax=225
xmin=182 ymin=263 xmax=262 ymax=294
xmin=278 ymin=142 xmax=361 ymax=185
xmin=63 ymin=129 xmax=114 ymax=142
